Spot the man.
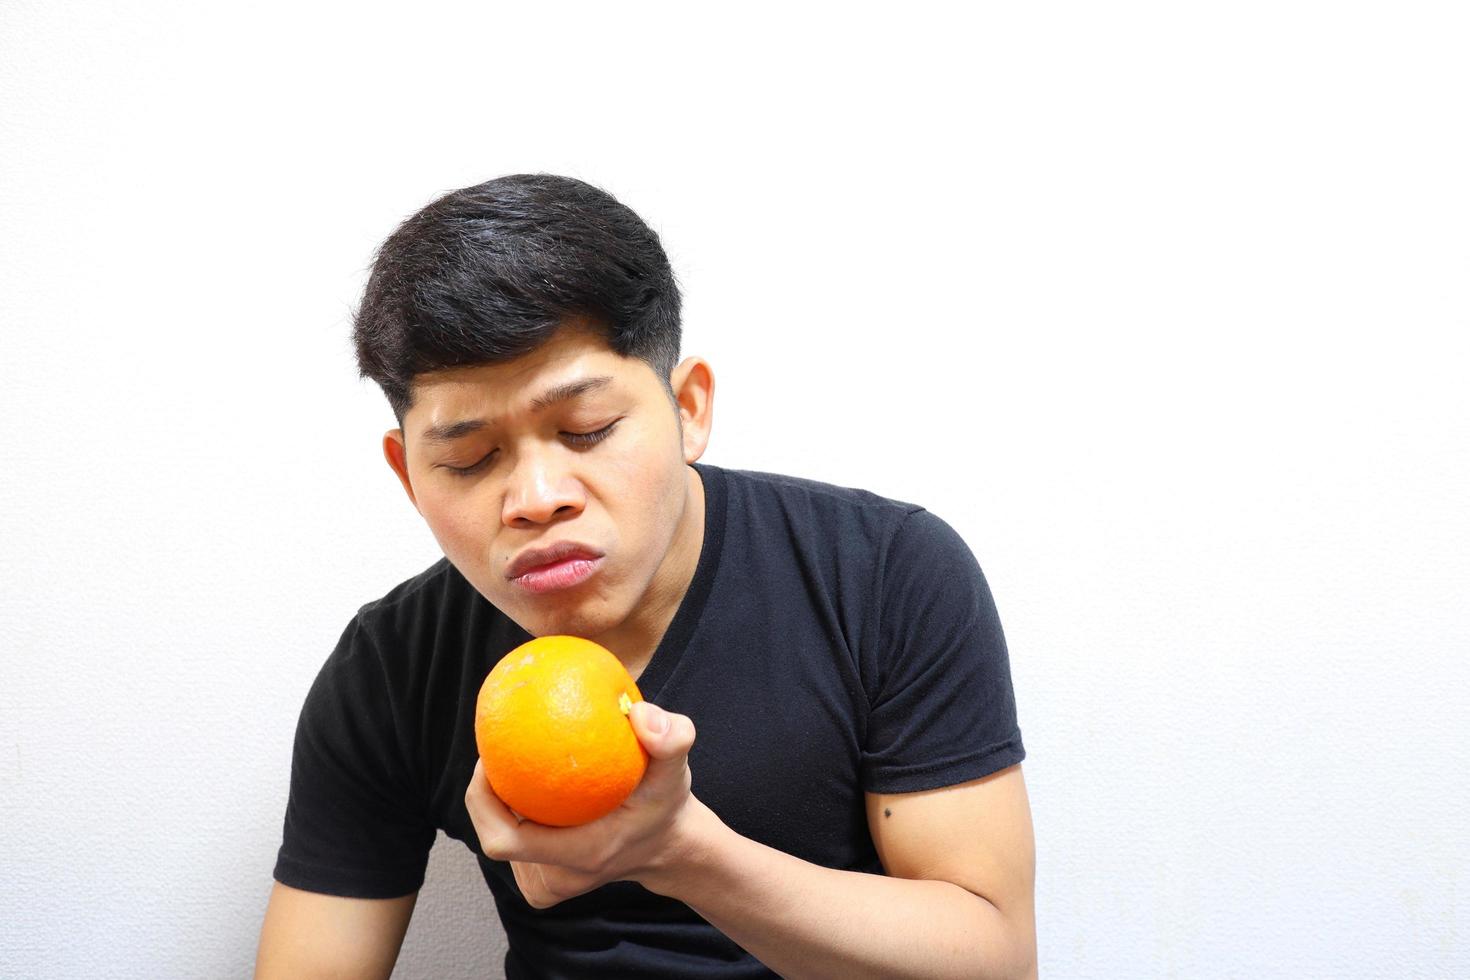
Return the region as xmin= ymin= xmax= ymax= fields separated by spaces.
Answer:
xmin=255 ymin=174 xmax=1037 ymax=979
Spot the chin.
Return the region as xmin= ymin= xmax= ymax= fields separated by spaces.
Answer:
xmin=511 ymin=599 xmax=616 ymax=641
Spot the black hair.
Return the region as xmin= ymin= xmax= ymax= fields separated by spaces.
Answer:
xmin=352 ymin=173 xmax=682 ymax=429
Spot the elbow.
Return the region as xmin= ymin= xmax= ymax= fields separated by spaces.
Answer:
xmin=1009 ymin=926 xmax=1038 ymax=980
xmin=983 ymin=937 xmax=1034 ymax=980
xmin=987 ymin=904 xmax=1036 ymax=980
xmin=958 ymin=885 xmax=1036 ymax=980
xmin=1007 ymin=918 xmax=1038 ymax=980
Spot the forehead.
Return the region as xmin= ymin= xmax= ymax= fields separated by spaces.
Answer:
xmin=406 ymin=326 xmax=651 ymax=436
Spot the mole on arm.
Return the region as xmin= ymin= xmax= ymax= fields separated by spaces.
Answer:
xmin=884 ymin=808 xmax=892 ymax=818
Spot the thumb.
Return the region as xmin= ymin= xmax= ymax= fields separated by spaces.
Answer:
xmin=630 ymin=700 xmax=694 ymax=760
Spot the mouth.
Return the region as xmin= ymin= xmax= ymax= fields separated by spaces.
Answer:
xmin=507 ymin=541 xmax=606 ymax=595
xmin=511 ymin=555 xmax=604 ymax=594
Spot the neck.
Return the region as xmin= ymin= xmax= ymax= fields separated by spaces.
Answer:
xmin=595 ymin=465 xmax=706 ymax=675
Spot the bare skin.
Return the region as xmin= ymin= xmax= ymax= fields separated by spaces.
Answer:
xmin=257 ymin=321 xmax=1036 ymax=978
xmin=380 ymin=318 xmax=714 ymax=677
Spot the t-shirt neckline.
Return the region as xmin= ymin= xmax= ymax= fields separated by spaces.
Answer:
xmin=631 ymin=462 xmax=726 ymax=701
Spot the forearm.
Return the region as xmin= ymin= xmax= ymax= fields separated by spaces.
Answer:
xmin=644 ymin=800 xmax=1035 ymax=980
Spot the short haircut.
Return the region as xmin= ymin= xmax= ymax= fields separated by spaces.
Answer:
xmin=352 ymin=173 xmax=682 ymax=429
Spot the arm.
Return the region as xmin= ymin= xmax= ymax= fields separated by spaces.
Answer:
xmin=253 ymin=882 xmax=418 ymax=980
xmin=467 ymin=703 xmax=1035 ymax=979
xmin=466 ymin=510 xmax=1033 ymax=974
xmin=646 ymin=762 xmax=1037 ymax=980
xmin=646 ymin=509 xmax=1035 ymax=977
xmin=261 ymin=619 xmax=436 ymax=978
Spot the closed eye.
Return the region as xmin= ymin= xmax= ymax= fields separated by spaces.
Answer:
xmin=440 ymin=420 xmax=621 ymax=478
xmin=562 ymin=419 xmax=620 ymax=449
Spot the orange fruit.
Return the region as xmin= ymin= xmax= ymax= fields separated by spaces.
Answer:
xmin=474 ymin=635 xmax=649 ymax=827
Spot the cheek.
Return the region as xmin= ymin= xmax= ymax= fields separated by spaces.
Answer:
xmin=593 ymin=448 xmax=683 ymax=552
xmin=419 ymin=488 xmax=493 ymax=551
xmin=591 ymin=430 xmax=674 ymax=500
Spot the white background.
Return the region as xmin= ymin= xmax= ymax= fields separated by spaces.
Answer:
xmin=2 ymin=2 xmax=1466 ymax=977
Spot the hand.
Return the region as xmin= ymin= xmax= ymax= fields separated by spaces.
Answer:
xmin=464 ymin=699 xmax=704 ymax=909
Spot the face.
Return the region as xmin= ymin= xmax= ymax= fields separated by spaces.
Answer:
xmin=382 ymin=322 xmax=714 ymax=654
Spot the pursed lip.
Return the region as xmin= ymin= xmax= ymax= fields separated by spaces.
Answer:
xmin=506 ymin=540 xmax=605 ymax=580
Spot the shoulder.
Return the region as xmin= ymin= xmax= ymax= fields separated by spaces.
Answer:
xmin=348 ymin=555 xmax=485 ymax=652
xmin=717 ymin=465 xmax=922 ymax=512
xmin=352 ymin=555 xmax=462 ymax=625
xmin=714 ymin=465 xmax=924 ymax=543
xmin=713 ymin=465 xmax=979 ymax=569
xmin=310 ymin=556 xmax=489 ymax=699
xmin=706 ymin=464 xmax=987 ymax=595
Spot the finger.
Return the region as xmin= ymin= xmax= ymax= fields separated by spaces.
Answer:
xmin=626 ymin=702 xmax=698 ymax=807
xmin=630 ymin=701 xmax=697 ymax=761
xmin=466 ymin=759 xmax=533 ymax=860
xmin=466 ymin=760 xmax=611 ymax=870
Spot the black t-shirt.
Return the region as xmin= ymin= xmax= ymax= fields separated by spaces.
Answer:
xmin=273 ymin=463 xmax=1025 ymax=978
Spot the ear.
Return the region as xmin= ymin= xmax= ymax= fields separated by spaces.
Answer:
xmin=668 ymin=357 xmax=714 ymax=464
xmin=382 ymin=429 xmax=421 ymax=512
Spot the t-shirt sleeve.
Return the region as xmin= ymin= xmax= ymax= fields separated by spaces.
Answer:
xmin=272 ymin=616 xmax=435 ymax=898
xmin=861 ymin=508 xmax=1026 ymax=794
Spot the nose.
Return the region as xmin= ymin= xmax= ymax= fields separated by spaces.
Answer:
xmin=501 ymin=449 xmax=586 ymax=528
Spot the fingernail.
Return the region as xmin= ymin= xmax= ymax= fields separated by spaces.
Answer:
xmin=650 ymin=705 xmax=670 ymax=733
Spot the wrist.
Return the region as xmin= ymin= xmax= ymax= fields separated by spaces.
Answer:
xmin=639 ymin=795 xmax=726 ymax=898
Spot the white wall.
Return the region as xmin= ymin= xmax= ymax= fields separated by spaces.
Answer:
xmin=2 ymin=3 xmax=1466 ymax=977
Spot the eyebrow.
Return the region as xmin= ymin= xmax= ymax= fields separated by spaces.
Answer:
xmin=418 ymin=375 xmax=615 ymax=444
